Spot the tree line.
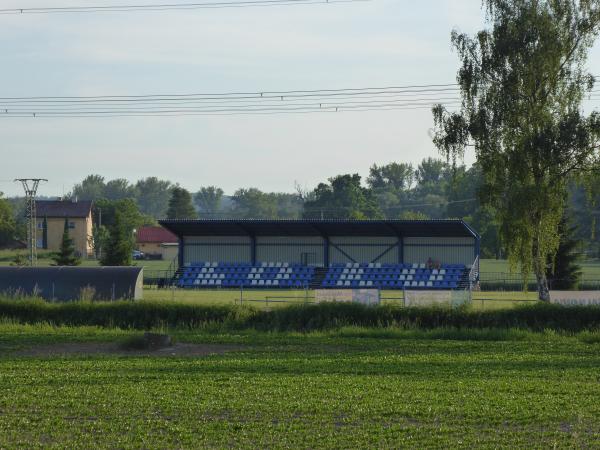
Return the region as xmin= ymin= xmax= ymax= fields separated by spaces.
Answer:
xmin=0 ymin=155 xmax=596 ymax=265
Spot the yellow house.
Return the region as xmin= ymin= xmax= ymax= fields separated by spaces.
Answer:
xmin=36 ymin=199 xmax=94 ymax=257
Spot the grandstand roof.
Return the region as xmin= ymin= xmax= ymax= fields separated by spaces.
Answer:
xmin=159 ymin=219 xmax=479 ymax=239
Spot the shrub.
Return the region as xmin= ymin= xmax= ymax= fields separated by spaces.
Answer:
xmin=1 ymin=299 xmax=600 ymax=332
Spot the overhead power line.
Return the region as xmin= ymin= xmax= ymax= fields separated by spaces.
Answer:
xmin=0 ymin=84 xmax=463 ymax=117
xmin=2 ymin=83 xmax=599 ymax=118
xmin=0 ymin=0 xmax=370 ymax=15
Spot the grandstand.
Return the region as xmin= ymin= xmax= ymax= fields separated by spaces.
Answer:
xmin=159 ymin=219 xmax=480 ymax=290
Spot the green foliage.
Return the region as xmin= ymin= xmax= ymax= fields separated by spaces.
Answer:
xmin=3 ymin=299 xmax=600 ymax=332
xmin=10 ymin=253 xmax=27 ymax=267
xmin=92 ymin=225 xmax=110 ymax=259
xmin=94 ymin=198 xmax=147 ymax=231
xmin=0 ymin=192 xmax=16 ymax=248
xmin=398 ymin=210 xmax=429 ymax=220
xmin=230 ymin=188 xmax=303 ymax=219
xmin=304 ymin=174 xmax=383 ymax=219
xmin=103 ymin=178 xmax=137 ymax=200
xmin=432 ymin=1 xmax=600 ymax=300
xmin=367 ymin=162 xmax=414 ymax=191
xmin=135 ymin=177 xmax=173 ymax=218
xmin=166 ymin=187 xmax=198 ymax=219
xmin=546 ymin=216 xmax=582 ymax=289
xmin=194 ymin=186 xmax=224 ymax=216
xmin=100 ymin=210 xmax=134 ymax=266
xmin=51 ymin=219 xmax=81 ymax=266
xmin=71 ymin=174 xmax=106 ymax=201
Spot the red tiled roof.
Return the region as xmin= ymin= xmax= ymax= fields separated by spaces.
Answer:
xmin=136 ymin=226 xmax=178 ymax=244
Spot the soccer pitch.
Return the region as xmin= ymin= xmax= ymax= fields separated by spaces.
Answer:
xmin=1 ymin=325 xmax=599 ymax=448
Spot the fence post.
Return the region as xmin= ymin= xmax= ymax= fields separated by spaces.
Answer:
xmin=305 ymin=285 xmax=308 ymax=305
xmin=111 ymin=283 xmax=115 ymax=302
xmin=240 ymin=284 xmax=243 ymax=306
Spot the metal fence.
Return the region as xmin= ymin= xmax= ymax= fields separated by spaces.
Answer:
xmin=142 ymin=286 xmax=541 ymax=310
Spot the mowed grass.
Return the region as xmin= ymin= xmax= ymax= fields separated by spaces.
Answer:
xmin=0 ymin=324 xmax=599 ymax=448
xmin=480 ymin=258 xmax=600 ymax=280
xmin=143 ymin=287 xmax=538 ymax=310
xmin=0 ymin=249 xmax=171 ymax=272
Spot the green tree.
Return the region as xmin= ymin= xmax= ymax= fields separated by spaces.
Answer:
xmin=367 ymin=162 xmax=414 ymax=191
xmin=72 ymin=175 xmax=106 ymax=201
xmin=546 ymin=216 xmax=582 ymax=290
xmin=52 ymin=219 xmax=81 ymax=266
xmin=101 ymin=210 xmax=134 ymax=266
xmin=303 ymin=174 xmax=383 ymax=219
xmin=432 ymin=0 xmax=600 ymax=300
xmin=166 ymin=187 xmax=198 ymax=219
xmin=93 ymin=199 xmax=150 ymax=258
xmin=0 ymin=193 xmax=16 ymax=248
xmin=135 ymin=177 xmax=173 ymax=218
xmin=194 ymin=186 xmax=224 ymax=216
xmin=232 ymin=188 xmax=278 ymax=219
xmin=104 ymin=179 xmax=137 ymax=200
xmin=399 ymin=210 xmax=429 ymax=220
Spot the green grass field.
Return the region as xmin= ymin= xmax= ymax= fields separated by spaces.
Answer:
xmin=479 ymin=258 xmax=600 ymax=280
xmin=1 ymin=324 xmax=599 ymax=448
xmin=0 ymin=249 xmax=172 ymax=272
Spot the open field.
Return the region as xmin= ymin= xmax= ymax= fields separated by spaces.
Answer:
xmin=480 ymin=258 xmax=600 ymax=280
xmin=1 ymin=323 xmax=599 ymax=448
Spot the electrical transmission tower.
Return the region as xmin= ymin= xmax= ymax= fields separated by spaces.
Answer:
xmin=14 ymin=179 xmax=47 ymax=266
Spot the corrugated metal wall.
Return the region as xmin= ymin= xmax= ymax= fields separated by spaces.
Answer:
xmin=256 ymin=236 xmax=324 ymax=266
xmin=183 ymin=236 xmax=251 ymax=264
xmin=403 ymin=237 xmax=475 ymax=265
xmin=329 ymin=236 xmax=399 ymax=264
xmin=181 ymin=234 xmax=477 ymax=266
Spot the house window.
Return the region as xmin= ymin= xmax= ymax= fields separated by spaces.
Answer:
xmin=68 ymin=222 xmax=76 ymax=229
xmin=37 ymin=222 xmax=44 ymax=230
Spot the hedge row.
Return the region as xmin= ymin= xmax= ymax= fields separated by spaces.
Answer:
xmin=2 ymin=300 xmax=600 ymax=332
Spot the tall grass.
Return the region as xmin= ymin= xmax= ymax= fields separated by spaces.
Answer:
xmin=1 ymin=297 xmax=600 ymax=332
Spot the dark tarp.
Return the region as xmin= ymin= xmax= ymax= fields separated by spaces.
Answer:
xmin=0 ymin=267 xmax=143 ymax=301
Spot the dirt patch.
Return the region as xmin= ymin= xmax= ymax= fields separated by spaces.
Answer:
xmin=11 ymin=342 xmax=244 ymax=358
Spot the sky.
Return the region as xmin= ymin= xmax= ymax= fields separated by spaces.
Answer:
xmin=1 ymin=0 xmax=600 ymax=198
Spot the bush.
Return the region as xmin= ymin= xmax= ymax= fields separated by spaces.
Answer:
xmin=1 ymin=299 xmax=600 ymax=332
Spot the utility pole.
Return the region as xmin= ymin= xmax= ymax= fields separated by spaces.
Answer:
xmin=14 ymin=178 xmax=48 ymax=266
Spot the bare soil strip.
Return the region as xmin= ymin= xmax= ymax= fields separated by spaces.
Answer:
xmin=9 ymin=343 xmax=244 ymax=357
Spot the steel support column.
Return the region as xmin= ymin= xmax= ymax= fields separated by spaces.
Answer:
xmin=399 ymin=236 xmax=404 ymax=264
xmin=178 ymin=237 xmax=184 ymax=268
xmin=323 ymin=236 xmax=330 ymax=268
xmin=250 ymin=235 xmax=257 ymax=265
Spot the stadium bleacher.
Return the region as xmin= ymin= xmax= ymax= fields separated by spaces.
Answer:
xmin=177 ymin=262 xmax=315 ymax=289
xmin=321 ymin=263 xmax=465 ymax=290
xmin=177 ymin=261 xmax=467 ymax=290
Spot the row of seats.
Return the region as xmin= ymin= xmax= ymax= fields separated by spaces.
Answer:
xmin=178 ymin=262 xmax=315 ymax=288
xmin=322 ymin=280 xmax=460 ymax=289
xmin=177 ymin=261 xmax=467 ymax=290
xmin=323 ymin=263 xmax=466 ymax=290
